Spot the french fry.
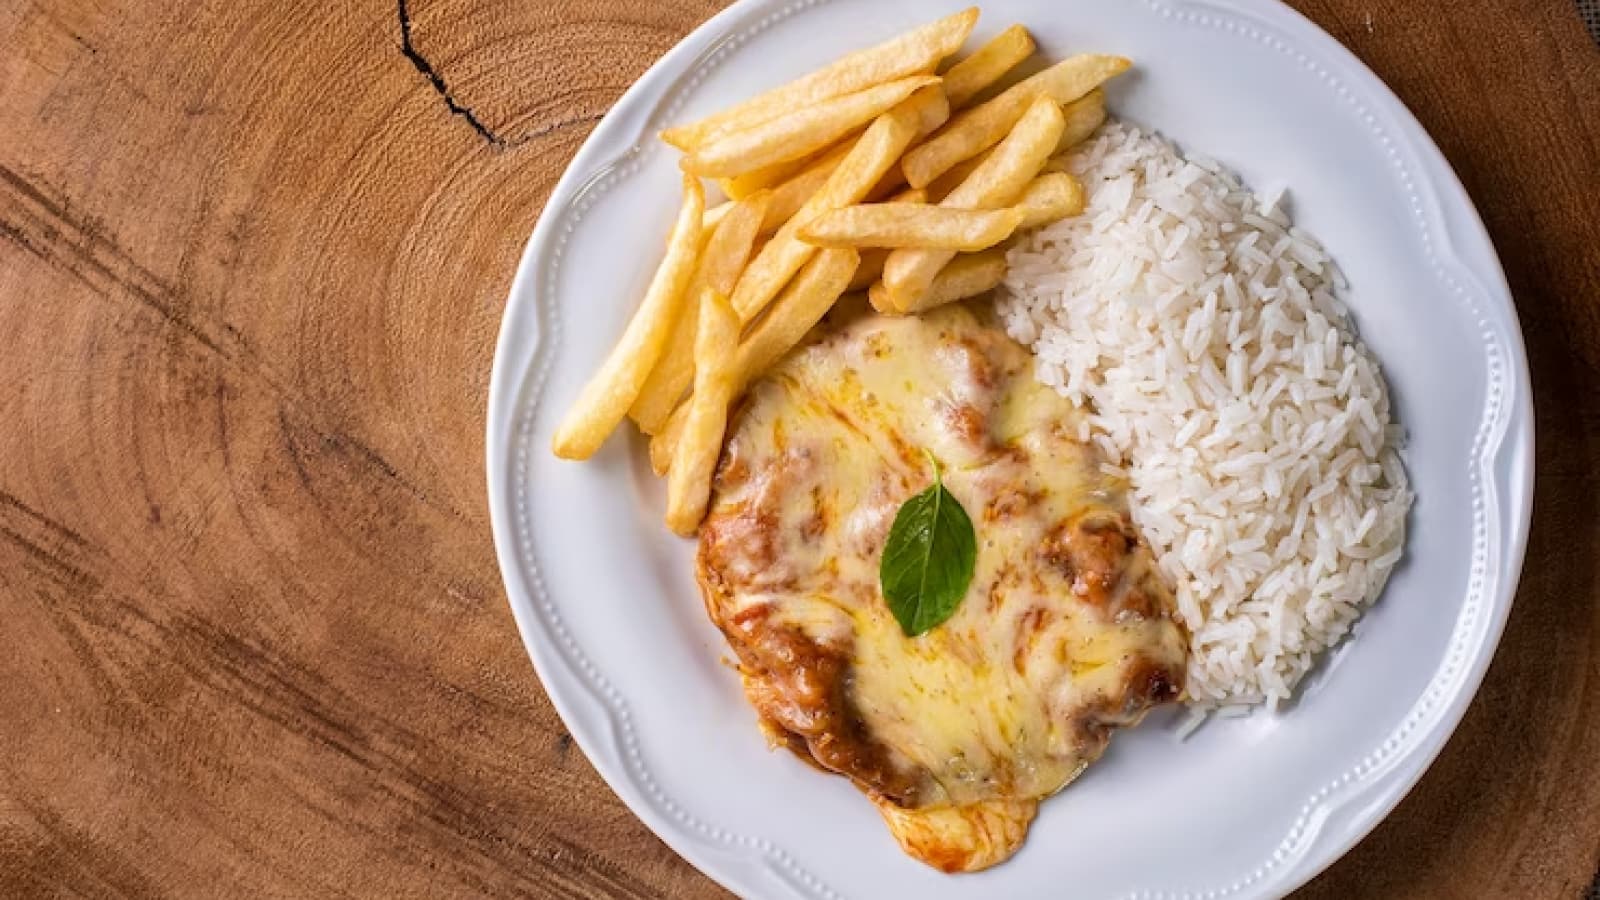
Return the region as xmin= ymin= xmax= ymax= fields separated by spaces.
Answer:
xmin=706 ymin=143 xmax=854 ymax=239
xmin=907 ymin=84 xmax=953 ymax=137
xmin=1014 ymin=172 xmax=1085 ymax=229
xmin=682 ymin=75 xmax=940 ymax=178
xmin=652 ymin=249 xmax=858 ymax=473
xmin=1055 ymin=88 xmax=1107 ymax=154
xmin=635 ymin=321 xmax=700 ymax=438
xmin=849 ymin=249 xmax=888 ymax=292
xmin=717 ymin=152 xmax=820 ymax=200
xmin=703 ymin=202 xmax=731 ymax=232
xmin=863 ymin=84 xmax=953 ymax=199
xmin=900 ymin=54 xmax=1130 ymax=189
xmin=890 ymin=187 xmax=929 ymax=204
xmin=729 ymin=94 xmax=924 ymax=321
xmin=660 ymin=8 xmax=977 ymax=151
xmin=901 ymin=112 xmax=1012 ymax=192
xmin=702 ymin=196 xmax=770 ymax=297
xmin=900 ymin=249 xmax=1009 ymax=313
xmin=942 ymin=24 xmax=1035 ymax=109
xmin=733 ymin=248 xmax=859 ymax=382
xmin=883 ymin=96 xmax=1064 ymax=309
xmin=867 ymin=280 xmax=898 ymax=314
xmin=755 ymin=75 xmax=939 ymax=210
xmin=649 ymin=408 xmax=679 ymax=475
xmin=665 ymin=288 xmax=740 ymax=534
xmin=759 ymin=144 xmax=852 ymax=232
xmin=551 ymin=175 xmax=705 ymax=460
xmin=923 ymin=148 xmax=992 ymax=201
xmin=631 ymin=191 xmax=769 ymax=433
xmin=798 ymin=203 xmax=1023 ymax=251
xmin=748 ymin=233 xmax=771 ymax=263
xmin=1040 ymin=152 xmax=1079 ymax=176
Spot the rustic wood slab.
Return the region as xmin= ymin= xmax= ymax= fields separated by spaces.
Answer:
xmin=1 ymin=1 xmax=1595 ymax=896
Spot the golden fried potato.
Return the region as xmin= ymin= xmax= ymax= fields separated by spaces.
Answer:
xmin=728 ymin=94 xmax=925 ymax=320
xmin=630 ymin=191 xmax=769 ymax=434
xmin=660 ymin=8 xmax=976 ymax=151
xmin=733 ymin=248 xmax=859 ymax=382
xmin=1055 ymin=87 xmax=1107 ymax=154
xmin=551 ymin=174 xmax=705 ymax=459
xmin=900 ymin=249 xmax=1009 ymax=313
xmin=924 ymin=148 xmax=993 ymax=200
xmin=683 ymin=75 xmax=939 ymax=178
xmin=757 ymin=143 xmax=852 ymax=233
xmin=882 ymin=96 xmax=1064 ymax=308
xmin=942 ymin=24 xmax=1035 ymax=108
xmin=651 ymin=248 xmax=857 ymax=473
xmin=861 ymin=85 xmax=954 ymax=199
xmin=798 ymin=203 xmax=1023 ymax=251
xmin=665 ymin=288 xmax=739 ymax=534
xmin=908 ymin=83 xmax=953 ymax=137
xmin=702 ymin=201 xmax=731 ymax=232
xmin=867 ymin=280 xmax=899 ymax=314
xmin=900 ymin=54 xmax=1130 ymax=189
xmin=1014 ymin=172 xmax=1085 ymax=229
xmin=649 ymin=410 xmax=678 ymax=476
xmin=849 ymin=248 xmax=889 ymax=292
xmin=718 ymin=151 xmax=825 ymax=200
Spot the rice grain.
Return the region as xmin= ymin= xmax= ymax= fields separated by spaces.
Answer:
xmin=1000 ymin=121 xmax=1412 ymax=713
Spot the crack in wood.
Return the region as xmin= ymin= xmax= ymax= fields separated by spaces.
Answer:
xmin=397 ymin=0 xmax=511 ymax=148
xmin=395 ymin=0 xmax=604 ymax=149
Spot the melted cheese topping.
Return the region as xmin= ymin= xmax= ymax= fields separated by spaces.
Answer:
xmin=697 ymin=304 xmax=1187 ymax=870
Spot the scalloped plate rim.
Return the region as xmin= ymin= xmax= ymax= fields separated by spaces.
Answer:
xmin=485 ymin=0 xmax=1534 ymax=897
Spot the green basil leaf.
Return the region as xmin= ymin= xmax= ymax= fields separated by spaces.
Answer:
xmin=879 ymin=453 xmax=977 ymax=637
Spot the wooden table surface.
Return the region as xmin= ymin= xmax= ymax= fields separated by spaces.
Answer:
xmin=2 ymin=1 xmax=1597 ymax=897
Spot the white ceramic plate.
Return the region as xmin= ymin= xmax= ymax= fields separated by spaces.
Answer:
xmin=486 ymin=1 xmax=1533 ymax=896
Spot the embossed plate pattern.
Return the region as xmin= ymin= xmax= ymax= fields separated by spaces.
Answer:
xmin=486 ymin=1 xmax=1533 ymax=896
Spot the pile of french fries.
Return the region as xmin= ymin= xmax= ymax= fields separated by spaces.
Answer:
xmin=551 ymin=8 xmax=1127 ymax=535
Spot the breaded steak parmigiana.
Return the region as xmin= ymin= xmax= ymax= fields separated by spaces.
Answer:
xmin=696 ymin=303 xmax=1189 ymax=871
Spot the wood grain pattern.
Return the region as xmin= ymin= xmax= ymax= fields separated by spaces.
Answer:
xmin=0 ymin=1 xmax=1594 ymax=897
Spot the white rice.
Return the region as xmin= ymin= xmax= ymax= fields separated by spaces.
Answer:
xmin=998 ymin=121 xmax=1412 ymax=713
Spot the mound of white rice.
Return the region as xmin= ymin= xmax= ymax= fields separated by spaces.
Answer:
xmin=999 ymin=121 xmax=1412 ymax=714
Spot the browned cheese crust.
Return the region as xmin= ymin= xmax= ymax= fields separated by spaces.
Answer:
xmin=695 ymin=304 xmax=1188 ymax=871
